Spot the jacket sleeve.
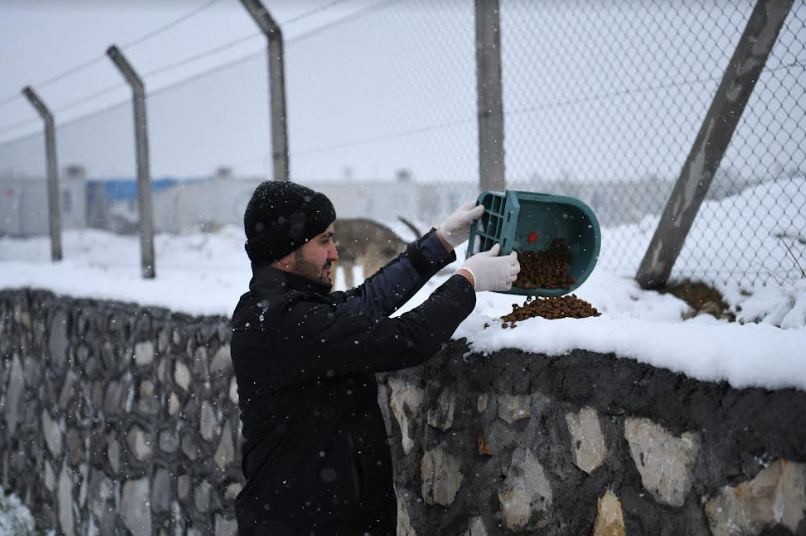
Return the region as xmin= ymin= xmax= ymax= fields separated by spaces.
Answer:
xmin=329 ymin=228 xmax=456 ymax=320
xmin=271 ymin=274 xmax=475 ymax=386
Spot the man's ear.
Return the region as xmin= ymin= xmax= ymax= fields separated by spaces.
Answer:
xmin=270 ymin=251 xmax=296 ymax=272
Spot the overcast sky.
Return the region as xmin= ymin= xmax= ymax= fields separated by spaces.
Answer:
xmin=0 ymin=0 xmax=359 ymax=137
xmin=1 ymin=0 xmax=803 ymax=183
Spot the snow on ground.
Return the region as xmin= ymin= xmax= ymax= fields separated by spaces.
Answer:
xmin=0 ymin=482 xmax=44 ymax=536
xmin=1 ymin=180 xmax=805 ymax=392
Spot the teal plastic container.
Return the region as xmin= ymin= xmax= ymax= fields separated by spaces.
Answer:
xmin=466 ymin=189 xmax=601 ymax=297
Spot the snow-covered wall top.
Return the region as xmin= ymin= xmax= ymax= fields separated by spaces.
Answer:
xmin=1 ymin=218 xmax=805 ymax=392
xmin=1 ymin=289 xmax=804 ymax=536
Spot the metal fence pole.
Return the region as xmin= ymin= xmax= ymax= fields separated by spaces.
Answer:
xmin=21 ymin=86 xmax=63 ymax=262
xmin=106 ymin=45 xmax=156 ymax=279
xmin=239 ymin=0 xmax=290 ymax=181
xmin=636 ymin=0 xmax=794 ymax=289
xmin=475 ymin=0 xmax=506 ymax=192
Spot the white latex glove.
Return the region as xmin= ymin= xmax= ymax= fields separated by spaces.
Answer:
xmin=438 ymin=201 xmax=486 ymax=248
xmin=459 ymin=244 xmax=520 ymax=292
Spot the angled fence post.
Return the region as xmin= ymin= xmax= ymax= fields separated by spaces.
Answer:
xmin=239 ymin=0 xmax=290 ymax=181
xmin=22 ymin=86 xmax=62 ymax=262
xmin=636 ymin=0 xmax=794 ymax=289
xmin=475 ymin=0 xmax=506 ymax=192
xmin=106 ymin=45 xmax=156 ymax=279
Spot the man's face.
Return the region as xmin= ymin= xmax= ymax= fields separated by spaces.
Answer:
xmin=291 ymin=224 xmax=339 ymax=286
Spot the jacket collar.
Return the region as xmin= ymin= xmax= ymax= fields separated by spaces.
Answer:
xmin=249 ymin=264 xmax=332 ymax=296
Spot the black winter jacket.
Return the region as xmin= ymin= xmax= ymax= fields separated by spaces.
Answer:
xmin=231 ymin=229 xmax=476 ymax=536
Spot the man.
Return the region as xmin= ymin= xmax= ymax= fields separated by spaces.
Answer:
xmin=231 ymin=181 xmax=519 ymax=536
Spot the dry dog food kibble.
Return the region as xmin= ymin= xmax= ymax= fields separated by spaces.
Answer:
xmin=513 ymin=238 xmax=577 ymax=290
xmin=500 ymin=295 xmax=601 ymax=325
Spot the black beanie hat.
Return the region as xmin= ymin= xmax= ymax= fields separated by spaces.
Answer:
xmin=244 ymin=181 xmax=337 ymax=264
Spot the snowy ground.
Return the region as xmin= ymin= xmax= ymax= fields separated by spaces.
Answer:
xmin=1 ymin=181 xmax=805 ymax=393
xmin=0 ymin=483 xmax=46 ymax=536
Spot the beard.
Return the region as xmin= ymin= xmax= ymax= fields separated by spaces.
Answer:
xmin=294 ymin=251 xmax=332 ymax=287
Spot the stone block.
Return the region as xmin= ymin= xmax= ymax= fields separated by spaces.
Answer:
xmin=427 ymin=388 xmax=456 ymax=432
xmin=58 ymin=371 xmax=76 ymax=410
xmin=45 ymin=461 xmax=56 ymax=492
xmin=91 ymin=381 xmax=103 ymax=409
xmin=121 ymin=477 xmax=152 ymax=536
xmin=497 ymin=394 xmax=530 ymax=424
xmin=168 ymin=392 xmax=181 ymax=416
xmin=396 ymin=490 xmax=416 ymax=536
xmin=477 ymin=394 xmax=488 ymax=413
xmin=389 ymin=379 xmax=424 ymax=455
xmin=497 ymin=447 xmax=552 ymax=531
xmin=104 ymin=380 xmax=130 ymax=416
xmin=195 ymin=480 xmax=211 ymax=513
xmin=77 ymin=463 xmax=89 ymax=509
xmin=421 ymin=448 xmax=463 ymax=506
xmin=192 ymin=346 xmax=208 ymax=379
xmin=624 ymin=417 xmax=699 ymax=507
xmin=181 ymin=434 xmax=199 ymax=461
xmin=200 ymin=401 xmax=219 ymax=441
xmin=705 ymin=459 xmax=806 ymax=536
xmin=66 ymin=428 xmax=83 ymax=466
xmin=215 ymin=515 xmax=238 ymax=536
xmin=565 ymin=407 xmax=607 ymax=475
xmin=229 ymin=378 xmax=239 ymax=404
xmin=23 ymin=355 xmax=41 ymax=387
xmin=58 ymin=462 xmax=75 ymax=536
xmin=461 ymin=517 xmax=486 ymax=536
xmin=88 ymin=468 xmax=113 ymax=522
xmin=138 ymin=380 xmax=160 ymax=415
xmin=126 ymin=425 xmax=153 ymax=462
xmin=49 ymin=310 xmax=68 ymax=369
xmin=135 ymin=341 xmax=154 ymax=366
xmin=100 ymin=341 xmax=118 ymax=372
xmin=152 ymin=468 xmax=171 ymax=515
xmin=225 ymin=483 xmax=243 ymax=501
xmin=42 ymin=409 xmax=63 ymax=457
xmin=159 ymin=430 xmax=179 ymax=454
xmin=4 ymin=354 xmax=24 ymax=436
xmin=157 ymin=329 xmax=169 ymax=354
xmin=215 ymin=421 xmax=235 ymax=470
xmin=593 ymin=490 xmax=625 ymax=536
xmin=107 ymin=433 xmax=120 ymax=473
xmin=178 ymin=474 xmax=191 ymax=503
xmin=174 ymin=362 xmax=191 ymax=392
xmin=210 ymin=344 xmax=231 ymax=377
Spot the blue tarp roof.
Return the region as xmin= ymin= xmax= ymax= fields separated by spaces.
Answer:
xmin=87 ymin=177 xmax=204 ymax=202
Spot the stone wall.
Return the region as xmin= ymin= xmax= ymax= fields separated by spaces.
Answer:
xmin=0 ymin=289 xmax=241 ymax=536
xmin=1 ymin=288 xmax=805 ymax=536
xmin=381 ymin=341 xmax=806 ymax=536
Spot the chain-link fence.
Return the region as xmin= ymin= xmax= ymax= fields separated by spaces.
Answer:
xmin=500 ymin=0 xmax=806 ymax=284
xmin=0 ymin=0 xmax=804 ymax=287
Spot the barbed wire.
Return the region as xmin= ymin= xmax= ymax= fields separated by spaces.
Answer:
xmin=3 ymin=1 xmax=801 ymax=155
xmin=0 ymin=0 xmax=386 ymax=139
xmin=0 ymin=0 xmax=221 ymax=111
xmin=291 ymin=116 xmax=476 ymax=157
xmin=120 ymin=0 xmax=222 ymax=50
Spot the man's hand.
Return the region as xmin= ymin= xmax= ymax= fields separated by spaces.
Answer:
xmin=456 ymin=244 xmax=520 ymax=292
xmin=437 ymin=201 xmax=486 ymax=250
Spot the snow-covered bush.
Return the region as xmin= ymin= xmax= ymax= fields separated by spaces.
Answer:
xmin=0 ymin=484 xmax=36 ymax=536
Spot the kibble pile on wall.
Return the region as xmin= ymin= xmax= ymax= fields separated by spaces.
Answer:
xmin=501 ymin=295 xmax=601 ymax=327
xmin=492 ymin=239 xmax=601 ymax=327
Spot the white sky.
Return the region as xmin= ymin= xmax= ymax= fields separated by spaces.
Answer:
xmin=0 ymin=0 xmax=359 ymax=133
xmin=0 ymin=0 xmax=803 ymax=182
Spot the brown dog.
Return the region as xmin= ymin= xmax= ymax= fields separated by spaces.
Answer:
xmin=333 ymin=217 xmax=421 ymax=288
